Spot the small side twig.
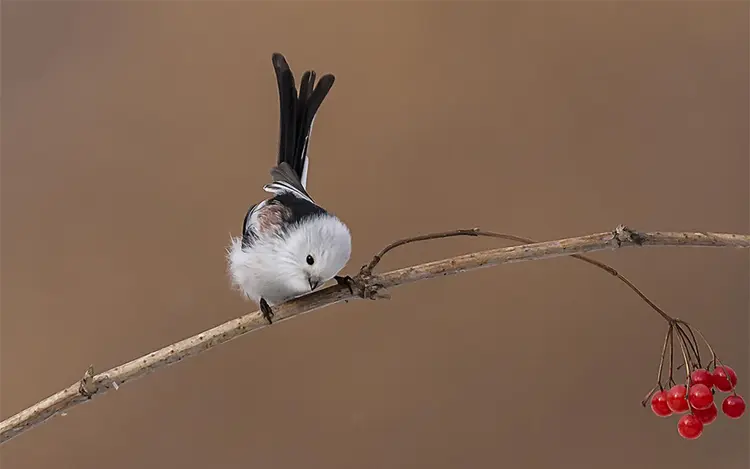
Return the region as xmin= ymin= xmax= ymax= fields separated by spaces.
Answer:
xmin=361 ymin=228 xmax=485 ymax=275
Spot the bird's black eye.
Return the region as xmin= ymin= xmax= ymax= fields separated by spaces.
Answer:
xmin=306 ymin=255 xmax=315 ymax=265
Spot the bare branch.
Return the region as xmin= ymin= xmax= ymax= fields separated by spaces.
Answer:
xmin=1 ymin=225 xmax=748 ymax=444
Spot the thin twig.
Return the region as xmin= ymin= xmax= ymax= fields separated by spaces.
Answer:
xmin=674 ymin=327 xmax=694 ymax=405
xmin=657 ymin=324 xmax=673 ymax=389
xmin=641 ymin=324 xmax=673 ymax=406
xmin=680 ymin=322 xmax=718 ymax=370
xmin=362 ymin=228 xmax=485 ymax=273
xmin=667 ymin=328 xmax=676 ymax=387
xmin=674 ymin=324 xmax=700 ymax=370
xmin=1 ymin=226 xmax=748 ymax=445
xmin=681 ymin=323 xmax=702 ymax=368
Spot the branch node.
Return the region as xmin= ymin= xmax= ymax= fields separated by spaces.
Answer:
xmin=336 ymin=274 xmax=389 ymax=301
xmin=613 ymin=224 xmax=645 ymax=247
xmin=78 ymin=365 xmax=97 ymax=399
xmin=356 ymin=278 xmax=381 ymax=300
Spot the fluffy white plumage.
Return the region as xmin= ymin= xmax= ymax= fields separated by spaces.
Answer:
xmin=227 ymin=213 xmax=351 ymax=306
xmin=226 ymin=52 xmax=350 ymax=316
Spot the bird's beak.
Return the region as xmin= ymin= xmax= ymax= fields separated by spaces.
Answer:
xmin=308 ymin=277 xmax=321 ymax=291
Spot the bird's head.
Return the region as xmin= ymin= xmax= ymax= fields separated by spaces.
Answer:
xmin=281 ymin=214 xmax=352 ymax=293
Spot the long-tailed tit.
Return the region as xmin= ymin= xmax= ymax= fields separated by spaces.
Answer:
xmin=227 ymin=53 xmax=352 ymax=323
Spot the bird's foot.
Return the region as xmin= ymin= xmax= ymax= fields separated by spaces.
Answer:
xmin=334 ymin=274 xmax=390 ymax=301
xmin=260 ymin=298 xmax=274 ymax=324
xmin=334 ymin=275 xmax=355 ymax=295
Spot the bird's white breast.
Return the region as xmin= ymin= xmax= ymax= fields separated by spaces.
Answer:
xmin=227 ymin=236 xmax=310 ymax=306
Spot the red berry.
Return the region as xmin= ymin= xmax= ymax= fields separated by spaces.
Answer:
xmin=721 ymin=395 xmax=746 ymax=419
xmin=677 ymin=414 xmax=704 ymax=439
xmin=667 ymin=385 xmax=689 ymax=413
xmin=650 ymin=390 xmax=672 ymax=417
xmin=690 ymin=369 xmax=713 ymax=388
xmin=712 ymin=366 xmax=738 ymax=392
xmin=693 ymin=403 xmax=718 ymax=425
xmin=688 ymin=384 xmax=714 ymax=410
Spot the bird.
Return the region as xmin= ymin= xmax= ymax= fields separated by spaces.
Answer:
xmin=227 ymin=52 xmax=352 ymax=324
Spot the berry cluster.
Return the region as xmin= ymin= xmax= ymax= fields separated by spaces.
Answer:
xmin=642 ymin=320 xmax=745 ymax=440
xmin=650 ymin=366 xmax=745 ymax=439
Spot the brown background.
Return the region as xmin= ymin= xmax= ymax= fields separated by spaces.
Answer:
xmin=2 ymin=2 xmax=748 ymax=468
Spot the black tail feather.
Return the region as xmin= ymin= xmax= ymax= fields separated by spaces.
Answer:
xmin=271 ymin=53 xmax=335 ymax=185
xmin=272 ymin=53 xmax=298 ymax=174
xmin=295 ymin=70 xmax=315 ymax=160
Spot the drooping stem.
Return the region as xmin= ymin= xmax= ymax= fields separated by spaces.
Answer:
xmin=674 ymin=328 xmax=694 ymax=398
xmin=681 ymin=324 xmax=702 ymax=368
xmin=677 ymin=321 xmax=717 ymax=370
xmin=667 ymin=327 xmax=676 ymax=387
xmin=674 ymin=324 xmax=701 ymax=370
xmin=656 ymin=324 xmax=673 ymax=390
xmin=642 ymin=324 xmax=674 ymax=406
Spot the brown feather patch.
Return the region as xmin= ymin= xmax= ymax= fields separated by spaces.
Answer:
xmin=255 ymin=203 xmax=290 ymax=235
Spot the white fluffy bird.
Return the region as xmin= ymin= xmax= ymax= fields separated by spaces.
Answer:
xmin=227 ymin=53 xmax=352 ymax=323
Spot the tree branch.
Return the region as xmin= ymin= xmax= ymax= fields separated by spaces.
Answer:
xmin=1 ymin=225 xmax=748 ymax=444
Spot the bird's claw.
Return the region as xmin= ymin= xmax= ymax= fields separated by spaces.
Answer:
xmin=334 ymin=274 xmax=390 ymax=301
xmin=260 ymin=298 xmax=274 ymax=324
xmin=334 ymin=275 xmax=355 ymax=295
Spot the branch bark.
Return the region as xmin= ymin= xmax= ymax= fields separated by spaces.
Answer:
xmin=2 ymin=225 xmax=748 ymax=445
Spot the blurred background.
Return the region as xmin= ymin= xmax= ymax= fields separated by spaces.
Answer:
xmin=2 ymin=2 xmax=748 ymax=468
